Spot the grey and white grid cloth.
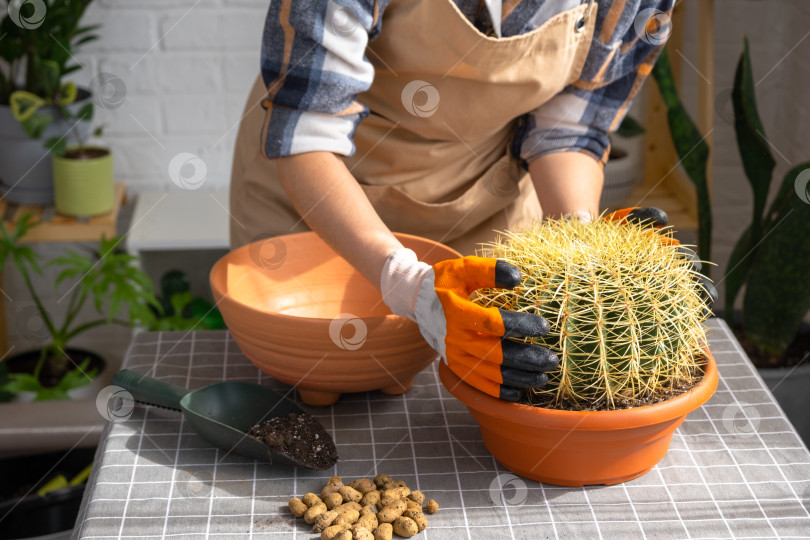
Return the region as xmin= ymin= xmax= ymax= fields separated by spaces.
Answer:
xmin=72 ymin=319 xmax=810 ymax=539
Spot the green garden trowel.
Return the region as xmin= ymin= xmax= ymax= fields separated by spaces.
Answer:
xmin=111 ymin=369 xmax=333 ymax=469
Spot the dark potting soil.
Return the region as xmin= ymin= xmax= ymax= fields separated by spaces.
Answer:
xmin=64 ymin=147 xmax=109 ymax=160
xmin=522 ymin=361 xmax=706 ymax=411
xmin=5 ymin=349 xmax=104 ymax=388
xmin=248 ymin=413 xmax=338 ymax=469
xmin=733 ymin=327 xmax=809 ymax=369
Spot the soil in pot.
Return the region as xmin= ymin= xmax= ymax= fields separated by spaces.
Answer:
xmin=5 ymin=349 xmax=104 ymax=389
xmin=248 ymin=412 xmax=338 ymax=469
xmin=62 ymin=147 xmax=109 ymax=160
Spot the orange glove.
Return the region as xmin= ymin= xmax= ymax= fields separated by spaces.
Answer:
xmin=381 ymin=250 xmax=557 ymax=401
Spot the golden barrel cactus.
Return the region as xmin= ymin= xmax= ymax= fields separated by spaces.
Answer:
xmin=474 ymin=218 xmax=711 ymax=410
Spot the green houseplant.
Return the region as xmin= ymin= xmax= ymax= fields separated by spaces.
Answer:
xmin=440 ymin=217 xmax=716 ymax=486
xmin=721 ymin=38 xmax=810 ymax=444
xmin=0 ymin=215 xmax=158 ymax=401
xmin=651 ymin=48 xmax=713 ymax=276
xmin=0 ymin=0 xmax=99 ymax=204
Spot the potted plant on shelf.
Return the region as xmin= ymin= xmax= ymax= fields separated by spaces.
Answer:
xmin=0 ymin=0 xmax=98 ymax=205
xmin=722 ymin=38 xmax=810 ymax=444
xmin=439 ymin=217 xmax=716 ymax=486
xmin=0 ymin=215 xmax=159 ymax=402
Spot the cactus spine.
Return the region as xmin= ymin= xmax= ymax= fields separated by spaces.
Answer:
xmin=474 ymin=218 xmax=710 ymax=410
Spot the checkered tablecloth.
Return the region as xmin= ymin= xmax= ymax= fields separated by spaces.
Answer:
xmin=72 ymin=319 xmax=810 ymax=539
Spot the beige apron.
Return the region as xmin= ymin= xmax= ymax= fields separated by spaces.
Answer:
xmin=230 ymin=0 xmax=597 ymax=255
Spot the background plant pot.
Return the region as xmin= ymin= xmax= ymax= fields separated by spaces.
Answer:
xmin=439 ymin=354 xmax=718 ymax=486
xmin=0 ymin=93 xmax=91 ymax=206
xmin=600 ymin=135 xmax=645 ymax=210
xmin=0 ymin=447 xmax=95 ymax=540
xmin=4 ymin=349 xmax=106 ymax=403
xmin=52 ymin=147 xmax=114 ymax=217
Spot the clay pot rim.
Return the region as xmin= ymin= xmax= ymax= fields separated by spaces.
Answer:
xmin=210 ymin=231 xmax=461 ymax=324
xmin=440 ymin=349 xmax=718 ymax=431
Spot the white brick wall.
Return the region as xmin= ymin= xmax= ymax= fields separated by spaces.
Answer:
xmin=72 ymin=0 xmax=268 ymax=192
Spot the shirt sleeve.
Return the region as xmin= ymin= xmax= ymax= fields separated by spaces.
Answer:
xmin=515 ymin=0 xmax=676 ymax=167
xmin=259 ymin=0 xmax=386 ymax=159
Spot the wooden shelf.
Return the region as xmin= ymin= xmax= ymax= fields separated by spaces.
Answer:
xmin=0 ymin=183 xmax=126 ymax=244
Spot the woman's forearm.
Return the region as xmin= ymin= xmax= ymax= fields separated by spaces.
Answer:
xmin=528 ymin=151 xmax=604 ymax=220
xmin=275 ymin=151 xmax=403 ymax=290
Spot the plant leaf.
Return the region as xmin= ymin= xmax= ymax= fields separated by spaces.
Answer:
xmin=9 ymin=91 xmax=47 ymax=122
xmin=615 ymin=114 xmax=645 ymax=138
xmin=58 ymin=82 xmax=78 ymax=105
xmin=45 ymin=136 xmax=68 ymax=156
xmin=77 ymin=102 xmax=94 ymax=122
xmin=741 ymin=163 xmax=810 ymax=354
xmin=732 ymin=37 xmax=775 ymax=249
xmin=652 ymin=48 xmax=713 ymax=271
xmin=20 ymin=112 xmax=53 ymax=139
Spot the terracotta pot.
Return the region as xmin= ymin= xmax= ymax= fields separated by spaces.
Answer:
xmin=210 ymin=232 xmax=460 ymax=406
xmin=439 ymin=353 xmax=718 ymax=486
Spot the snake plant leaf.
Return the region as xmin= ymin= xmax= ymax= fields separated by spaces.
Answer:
xmin=652 ymin=48 xmax=712 ymax=271
xmin=723 ymin=224 xmax=752 ymax=320
xmin=9 ymin=90 xmax=47 ymax=122
xmin=732 ymin=37 xmax=775 ymax=247
xmin=741 ymin=163 xmax=810 ymax=355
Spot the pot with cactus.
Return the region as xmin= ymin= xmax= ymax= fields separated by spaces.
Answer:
xmin=439 ymin=217 xmax=717 ymax=486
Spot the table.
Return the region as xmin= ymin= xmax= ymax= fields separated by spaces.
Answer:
xmin=125 ymin=189 xmax=230 ymax=256
xmin=72 ymin=319 xmax=810 ymax=539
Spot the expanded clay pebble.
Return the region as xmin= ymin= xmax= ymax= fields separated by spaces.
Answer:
xmin=339 ymin=485 xmax=363 ymax=503
xmin=392 ymin=516 xmax=419 ymax=538
xmin=288 ymin=497 xmax=307 ymax=518
xmin=304 ymin=502 xmax=328 ymax=524
xmin=290 ymin=476 xmax=438 ymax=538
xmin=361 ymin=491 xmax=380 ymax=508
xmin=423 ymin=499 xmax=439 ymax=515
xmin=402 ymin=510 xmax=427 ymax=532
xmin=321 ymin=523 xmax=349 ymax=540
xmin=351 ymin=525 xmax=374 ymax=540
xmin=408 ymin=490 xmax=425 ymax=505
xmin=356 ymin=512 xmax=378 ymax=532
xmin=350 ymin=478 xmax=377 ymax=494
xmin=324 ymin=492 xmax=344 ymax=510
xmin=374 ymin=523 xmax=393 ymax=540
xmin=373 ymin=474 xmax=392 ymax=488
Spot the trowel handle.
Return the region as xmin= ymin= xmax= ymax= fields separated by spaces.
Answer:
xmin=112 ymin=370 xmax=188 ymax=411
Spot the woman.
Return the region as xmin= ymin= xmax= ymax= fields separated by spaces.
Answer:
xmin=230 ymin=0 xmax=676 ymax=401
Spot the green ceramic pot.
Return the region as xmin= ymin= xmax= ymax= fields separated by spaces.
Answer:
xmin=52 ymin=147 xmax=114 ymax=217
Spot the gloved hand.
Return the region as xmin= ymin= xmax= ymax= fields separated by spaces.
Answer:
xmin=381 ymin=249 xmax=558 ymax=402
xmin=607 ymin=206 xmax=718 ymax=305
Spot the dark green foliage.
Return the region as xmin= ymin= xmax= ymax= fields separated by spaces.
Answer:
xmin=652 ymin=49 xmax=713 ymax=273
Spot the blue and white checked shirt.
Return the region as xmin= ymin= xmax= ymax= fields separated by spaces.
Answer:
xmin=259 ymin=0 xmax=674 ymax=167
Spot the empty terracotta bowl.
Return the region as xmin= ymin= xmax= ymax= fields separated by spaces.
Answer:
xmin=210 ymin=232 xmax=460 ymax=406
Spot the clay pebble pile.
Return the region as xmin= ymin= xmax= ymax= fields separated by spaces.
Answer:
xmin=288 ymin=474 xmax=439 ymax=539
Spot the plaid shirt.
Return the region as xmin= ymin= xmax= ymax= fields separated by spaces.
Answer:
xmin=259 ymin=0 xmax=674 ymax=166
